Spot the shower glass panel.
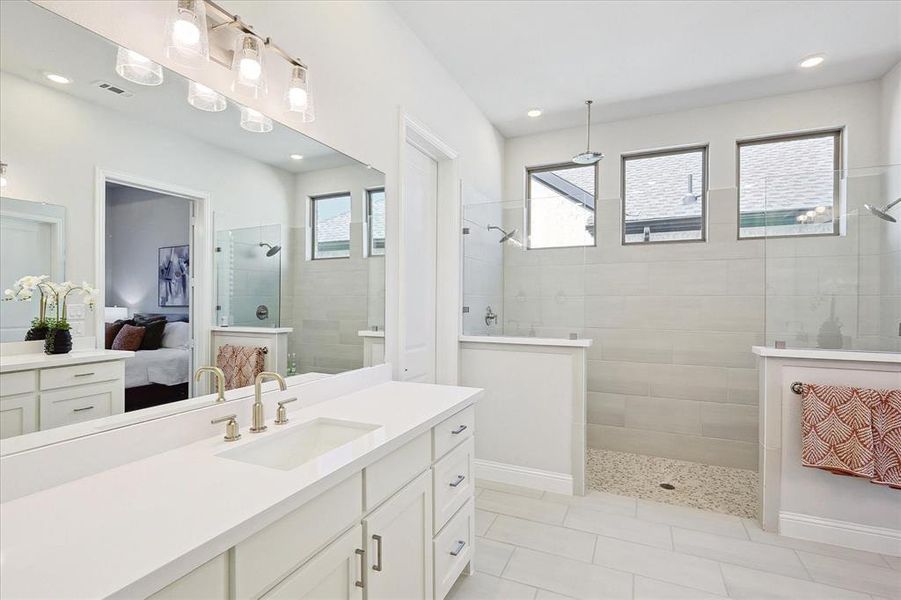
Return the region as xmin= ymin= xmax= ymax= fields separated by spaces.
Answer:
xmin=763 ymin=164 xmax=900 ymax=352
xmin=462 ymin=193 xmax=587 ymax=339
xmin=215 ymin=221 xmax=282 ymax=327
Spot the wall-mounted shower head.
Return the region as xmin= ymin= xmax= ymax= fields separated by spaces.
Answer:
xmin=864 ymin=198 xmax=900 ymax=223
xmin=487 ymin=225 xmax=522 ymax=246
xmin=259 ymin=242 xmax=282 ymax=256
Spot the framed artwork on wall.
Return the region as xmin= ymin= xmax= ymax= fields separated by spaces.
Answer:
xmin=158 ymin=245 xmax=190 ymax=307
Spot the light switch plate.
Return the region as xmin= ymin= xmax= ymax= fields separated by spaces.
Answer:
xmin=67 ymin=304 xmax=86 ymax=319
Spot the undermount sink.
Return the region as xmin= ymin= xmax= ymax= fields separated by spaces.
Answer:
xmin=218 ymin=418 xmax=381 ymax=471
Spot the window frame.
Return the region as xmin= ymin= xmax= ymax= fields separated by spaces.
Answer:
xmin=620 ymin=144 xmax=709 ymax=246
xmin=310 ymin=191 xmax=352 ymax=260
xmin=365 ymin=187 xmax=386 ymax=257
xmin=735 ymin=128 xmax=843 ymax=240
xmin=524 ymin=161 xmax=599 ymax=250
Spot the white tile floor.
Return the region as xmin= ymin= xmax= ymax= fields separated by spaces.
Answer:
xmin=446 ymin=481 xmax=901 ymax=600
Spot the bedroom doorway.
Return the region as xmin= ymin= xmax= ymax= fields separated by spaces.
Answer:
xmin=96 ymin=171 xmax=211 ymax=412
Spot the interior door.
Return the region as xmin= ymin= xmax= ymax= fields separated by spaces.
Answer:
xmin=400 ymin=142 xmax=438 ymax=382
xmin=363 ymin=470 xmax=433 ymax=600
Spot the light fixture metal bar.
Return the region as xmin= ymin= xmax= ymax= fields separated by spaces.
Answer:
xmin=203 ymin=0 xmax=307 ymax=69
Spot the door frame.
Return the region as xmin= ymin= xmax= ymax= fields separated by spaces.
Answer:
xmin=391 ymin=110 xmax=460 ymax=384
xmin=94 ymin=168 xmax=212 ymax=390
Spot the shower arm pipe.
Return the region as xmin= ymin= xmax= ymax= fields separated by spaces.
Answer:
xmin=884 ymin=197 xmax=901 ymax=211
xmin=205 ymin=0 xmax=308 ymax=70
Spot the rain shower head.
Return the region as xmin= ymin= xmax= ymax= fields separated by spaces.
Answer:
xmin=864 ymin=198 xmax=900 ymax=223
xmin=487 ymin=225 xmax=522 ymax=246
xmin=259 ymin=242 xmax=282 ymax=256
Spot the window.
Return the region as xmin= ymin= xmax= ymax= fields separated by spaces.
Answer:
xmin=622 ymin=146 xmax=707 ymax=244
xmin=738 ymin=130 xmax=841 ymax=238
xmin=526 ymin=163 xmax=596 ymax=249
xmin=311 ymin=193 xmax=352 ymax=259
xmin=367 ymin=188 xmax=385 ymax=256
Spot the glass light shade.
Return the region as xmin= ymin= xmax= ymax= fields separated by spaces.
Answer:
xmin=187 ymin=81 xmax=226 ymax=112
xmin=240 ymin=106 xmax=273 ymax=133
xmin=165 ymin=0 xmax=210 ymax=67
xmin=231 ymin=34 xmax=267 ymax=98
xmin=115 ymin=46 xmax=164 ymax=86
xmin=286 ymin=65 xmax=315 ymax=122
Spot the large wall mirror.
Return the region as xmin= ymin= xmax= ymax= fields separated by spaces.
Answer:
xmin=0 ymin=1 xmax=386 ymax=449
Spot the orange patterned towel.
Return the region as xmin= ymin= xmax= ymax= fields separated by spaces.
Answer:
xmin=216 ymin=344 xmax=266 ymax=390
xmin=801 ymin=383 xmax=901 ymax=489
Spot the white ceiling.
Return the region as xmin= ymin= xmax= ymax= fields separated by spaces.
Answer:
xmin=390 ymin=0 xmax=901 ymax=138
xmin=0 ymin=1 xmax=363 ymax=174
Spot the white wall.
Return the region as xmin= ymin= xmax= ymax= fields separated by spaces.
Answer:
xmin=499 ymin=81 xmax=885 ymax=469
xmin=105 ymin=186 xmax=191 ymax=317
xmin=36 ymin=0 xmax=506 ymax=376
xmin=0 ymin=71 xmax=295 ymax=339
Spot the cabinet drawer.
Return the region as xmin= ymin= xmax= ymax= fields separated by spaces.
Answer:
xmin=432 ymin=405 xmax=474 ymax=461
xmin=364 ymin=431 xmax=430 ymax=511
xmin=1 ymin=371 xmax=36 ymax=397
xmin=234 ymin=472 xmax=363 ymax=600
xmin=40 ymin=383 xmax=115 ymax=429
xmin=432 ymin=437 xmax=474 ymax=534
xmin=433 ymin=499 xmax=474 ymax=600
xmin=40 ymin=360 xmax=123 ymax=391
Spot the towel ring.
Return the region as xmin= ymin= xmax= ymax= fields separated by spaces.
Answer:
xmin=261 ymin=347 xmax=269 ymax=354
xmin=790 ymin=381 xmax=804 ymax=395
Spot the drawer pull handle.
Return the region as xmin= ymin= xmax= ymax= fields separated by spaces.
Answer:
xmin=73 ymin=372 xmax=95 ymax=378
xmin=372 ymin=534 xmax=383 ymax=572
xmin=73 ymin=406 xmax=95 ymax=412
xmin=354 ymin=549 xmax=365 ymax=588
xmin=451 ymin=424 xmax=467 ymax=435
xmin=449 ymin=474 xmax=466 ymax=487
xmin=450 ymin=540 xmax=466 ymax=557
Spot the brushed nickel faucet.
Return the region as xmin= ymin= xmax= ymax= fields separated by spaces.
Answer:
xmin=251 ymin=371 xmax=287 ymax=433
xmin=195 ymin=366 xmax=226 ymax=403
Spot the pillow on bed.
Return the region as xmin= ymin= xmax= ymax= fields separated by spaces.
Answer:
xmin=112 ymin=324 xmax=145 ymax=351
xmin=161 ymin=321 xmax=191 ymax=348
xmin=137 ymin=318 xmax=167 ymax=350
xmin=104 ymin=320 xmax=127 ymax=349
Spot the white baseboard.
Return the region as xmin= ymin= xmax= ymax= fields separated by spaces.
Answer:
xmin=779 ymin=511 xmax=901 ymax=556
xmin=474 ymin=459 xmax=572 ymax=495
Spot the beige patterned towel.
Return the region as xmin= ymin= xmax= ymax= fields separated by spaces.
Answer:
xmin=216 ymin=344 xmax=266 ymax=390
xmin=801 ymin=383 xmax=901 ymax=489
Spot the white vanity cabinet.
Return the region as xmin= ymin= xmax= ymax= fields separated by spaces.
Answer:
xmin=150 ymin=403 xmax=476 ymax=600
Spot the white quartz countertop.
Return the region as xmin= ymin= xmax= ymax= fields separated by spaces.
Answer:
xmin=210 ymin=326 xmax=294 ymax=334
xmin=357 ymin=330 xmax=385 ymax=338
xmin=459 ymin=334 xmax=592 ymax=348
xmin=0 ymin=349 xmax=134 ymax=373
xmin=0 ymin=381 xmax=481 ymax=600
xmin=752 ymin=346 xmax=901 ymax=363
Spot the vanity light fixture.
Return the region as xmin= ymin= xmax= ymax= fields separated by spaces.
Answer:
xmin=286 ymin=65 xmax=314 ymax=122
xmin=0 ymin=162 xmax=8 ymax=188
xmin=115 ymin=47 xmax=164 ymax=86
xmin=527 ymin=108 xmax=542 ymax=118
xmin=240 ymin=105 xmax=273 ymax=133
xmin=231 ymin=33 xmax=267 ymax=98
xmin=165 ymin=0 xmax=210 ymax=67
xmin=799 ymin=54 xmax=825 ymax=69
xmin=187 ymin=81 xmax=226 ymax=111
xmin=44 ymin=72 xmax=71 ymax=84
xmin=289 ymin=154 xmax=304 ymax=160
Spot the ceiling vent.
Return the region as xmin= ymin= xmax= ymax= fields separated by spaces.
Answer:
xmin=91 ymin=80 xmax=134 ymax=98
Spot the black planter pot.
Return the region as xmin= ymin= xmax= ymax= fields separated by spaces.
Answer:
xmin=45 ymin=329 xmax=73 ymax=355
xmin=25 ymin=325 xmax=49 ymax=341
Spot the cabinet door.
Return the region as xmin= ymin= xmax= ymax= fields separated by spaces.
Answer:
xmin=148 ymin=554 xmax=228 ymax=600
xmin=0 ymin=392 xmax=38 ymax=439
xmin=263 ymin=525 xmax=364 ymax=600
xmin=363 ymin=470 xmax=433 ymax=600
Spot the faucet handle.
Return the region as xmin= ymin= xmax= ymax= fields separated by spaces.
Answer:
xmin=211 ymin=414 xmax=241 ymax=442
xmin=275 ymin=398 xmax=298 ymax=425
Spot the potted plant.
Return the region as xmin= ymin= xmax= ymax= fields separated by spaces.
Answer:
xmin=42 ymin=281 xmax=97 ymax=355
xmin=2 ymin=275 xmax=51 ymax=340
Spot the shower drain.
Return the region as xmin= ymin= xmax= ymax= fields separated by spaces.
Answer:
xmin=659 ymin=483 xmax=676 ymax=490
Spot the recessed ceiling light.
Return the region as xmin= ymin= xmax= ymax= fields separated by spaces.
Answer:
xmin=44 ymin=72 xmax=71 ymax=84
xmin=289 ymin=154 xmax=304 ymax=160
xmin=799 ymin=54 xmax=825 ymax=69
xmin=527 ymin=109 xmax=542 ymax=118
